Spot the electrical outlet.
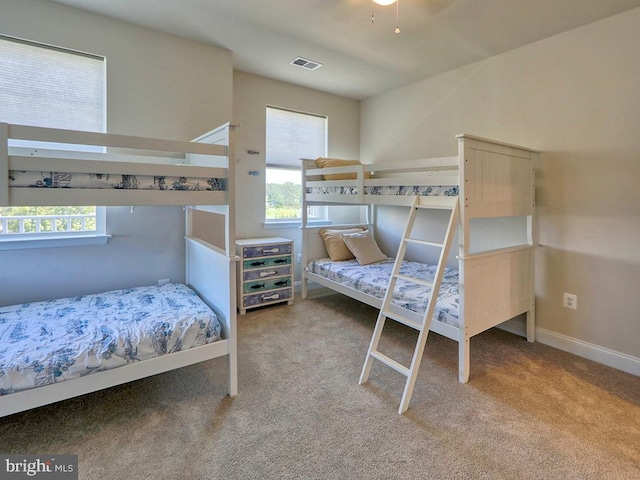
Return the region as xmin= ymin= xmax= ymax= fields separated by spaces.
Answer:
xmin=296 ymin=254 xmax=302 ymax=264
xmin=158 ymin=278 xmax=170 ymax=286
xmin=563 ymin=293 xmax=577 ymax=310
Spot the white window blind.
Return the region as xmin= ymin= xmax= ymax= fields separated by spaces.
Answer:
xmin=0 ymin=36 xmax=107 ymax=249
xmin=266 ymin=106 xmax=327 ymax=168
xmin=0 ymin=35 xmax=105 ymax=149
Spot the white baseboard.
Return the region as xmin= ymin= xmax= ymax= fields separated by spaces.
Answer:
xmin=536 ymin=328 xmax=640 ymax=377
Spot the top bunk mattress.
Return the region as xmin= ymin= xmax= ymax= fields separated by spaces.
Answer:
xmin=308 ymin=258 xmax=459 ymax=327
xmin=9 ymin=170 xmax=226 ymax=191
xmin=0 ymin=283 xmax=222 ymax=395
xmin=306 ymin=185 xmax=458 ymax=196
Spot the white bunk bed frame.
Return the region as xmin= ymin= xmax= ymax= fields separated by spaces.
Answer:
xmin=0 ymin=122 xmax=238 ymax=417
xmin=301 ymin=134 xmax=538 ymax=386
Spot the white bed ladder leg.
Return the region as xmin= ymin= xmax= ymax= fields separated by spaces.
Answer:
xmin=359 ymin=196 xmax=459 ymax=414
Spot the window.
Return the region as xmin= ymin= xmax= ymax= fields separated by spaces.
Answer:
xmin=0 ymin=35 xmax=106 ymax=249
xmin=265 ymin=106 xmax=327 ymax=223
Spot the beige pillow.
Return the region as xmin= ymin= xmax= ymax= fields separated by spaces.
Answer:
xmin=320 ymin=227 xmax=366 ymax=261
xmin=315 ymin=158 xmax=372 ymax=180
xmin=341 ymin=230 xmax=387 ymax=265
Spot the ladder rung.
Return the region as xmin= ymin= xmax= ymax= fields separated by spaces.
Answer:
xmin=394 ymin=273 xmax=433 ymax=288
xmin=382 ymin=309 xmax=423 ymax=331
xmin=405 ymin=238 xmax=443 ymax=248
xmin=370 ymin=350 xmax=410 ymax=377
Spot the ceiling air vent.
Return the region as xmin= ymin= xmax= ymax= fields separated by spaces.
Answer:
xmin=289 ymin=57 xmax=323 ymax=71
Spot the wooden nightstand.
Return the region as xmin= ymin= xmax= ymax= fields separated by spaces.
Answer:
xmin=236 ymin=237 xmax=294 ymax=315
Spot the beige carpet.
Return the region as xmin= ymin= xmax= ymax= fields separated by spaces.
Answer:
xmin=1 ymin=293 xmax=639 ymax=480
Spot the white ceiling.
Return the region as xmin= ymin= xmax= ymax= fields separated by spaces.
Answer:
xmin=49 ymin=0 xmax=640 ymax=100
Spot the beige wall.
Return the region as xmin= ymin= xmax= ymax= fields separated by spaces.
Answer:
xmin=232 ymin=72 xmax=360 ymax=280
xmin=0 ymin=0 xmax=233 ymax=304
xmin=361 ymin=8 xmax=640 ymax=361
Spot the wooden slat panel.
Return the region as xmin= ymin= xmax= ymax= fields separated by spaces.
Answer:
xmin=365 ymin=176 xmax=460 ymax=187
xmin=306 ymin=180 xmax=357 ymax=188
xmin=10 ymin=156 xmax=227 ymax=178
xmin=463 ymin=141 xmax=534 ymax=218
xmin=8 ymin=124 xmax=227 ymax=156
xmin=463 ymin=247 xmax=534 ymax=336
xmin=305 ymin=193 xmax=361 ymax=204
xmin=10 ymin=188 xmax=227 ymax=206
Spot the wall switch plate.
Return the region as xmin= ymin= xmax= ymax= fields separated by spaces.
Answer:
xmin=563 ymin=292 xmax=577 ymax=310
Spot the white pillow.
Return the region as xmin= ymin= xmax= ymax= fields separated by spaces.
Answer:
xmin=341 ymin=230 xmax=387 ymax=265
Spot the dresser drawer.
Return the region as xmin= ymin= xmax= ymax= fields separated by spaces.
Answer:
xmin=243 ymin=265 xmax=291 ymax=281
xmin=243 ymin=288 xmax=292 ymax=308
xmin=243 ymin=277 xmax=292 ymax=294
xmin=242 ymin=243 xmax=292 ymax=259
xmin=243 ymin=255 xmax=291 ymax=270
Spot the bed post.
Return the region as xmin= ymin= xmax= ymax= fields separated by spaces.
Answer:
xmin=225 ymin=123 xmax=238 ymax=396
xmin=301 ymin=158 xmax=309 ymax=299
xmin=457 ymin=135 xmax=471 ymax=383
xmin=526 ymin=152 xmax=538 ymax=343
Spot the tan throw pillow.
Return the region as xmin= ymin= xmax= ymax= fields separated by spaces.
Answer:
xmin=341 ymin=230 xmax=387 ymax=265
xmin=315 ymin=158 xmax=371 ymax=180
xmin=320 ymin=227 xmax=366 ymax=261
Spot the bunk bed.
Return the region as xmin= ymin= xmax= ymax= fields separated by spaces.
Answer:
xmin=301 ymin=134 xmax=538 ymax=409
xmin=0 ymin=122 xmax=238 ymax=417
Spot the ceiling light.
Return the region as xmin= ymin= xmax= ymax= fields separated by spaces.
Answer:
xmin=371 ymin=0 xmax=400 ymax=34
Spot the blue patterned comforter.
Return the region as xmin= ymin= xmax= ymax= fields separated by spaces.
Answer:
xmin=9 ymin=170 xmax=226 ymax=191
xmin=306 ymin=185 xmax=459 ymax=196
xmin=308 ymin=258 xmax=459 ymax=327
xmin=0 ymin=283 xmax=222 ymax=395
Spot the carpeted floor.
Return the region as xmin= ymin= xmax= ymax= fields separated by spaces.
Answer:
xmin=1 ymin=293 xmax=639 ymax=479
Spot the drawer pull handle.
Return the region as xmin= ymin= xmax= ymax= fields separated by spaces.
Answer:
xmin=259 ymin=247 xmax=280 ymax=253
xmin=262 ymin=294 xmax=280 ymax=301
xmin=259 ymin=271 xmax=277 ymax=277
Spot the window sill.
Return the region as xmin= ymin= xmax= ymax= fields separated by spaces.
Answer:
xmin=264 ymin=220 xmax=331 ymax=229
xmin=0 ymin=234 xmax=111 ymax=251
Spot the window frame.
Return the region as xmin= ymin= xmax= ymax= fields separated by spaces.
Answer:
xmin=264 ymin=106 xmax=328 ymax=225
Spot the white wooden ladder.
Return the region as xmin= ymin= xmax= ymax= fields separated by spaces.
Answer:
xmin=359 ymin=195 xmax=459 ymax=414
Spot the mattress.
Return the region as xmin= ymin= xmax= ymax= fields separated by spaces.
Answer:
xmin=308 ymin=258 xmax=459 ymax=327
xmin=306 ymin=185 xmax=458 ymax=196
xmin=0 ymin=283 xmax=222 ymax=395
xmin=9 ymin=170 xmax=225 ymax=191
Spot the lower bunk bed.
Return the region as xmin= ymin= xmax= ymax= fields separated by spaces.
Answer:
xmin=0 ymin=235 xmax=237 ymax=418
xmin=307 ymin=258 xmax=460 ymax=331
